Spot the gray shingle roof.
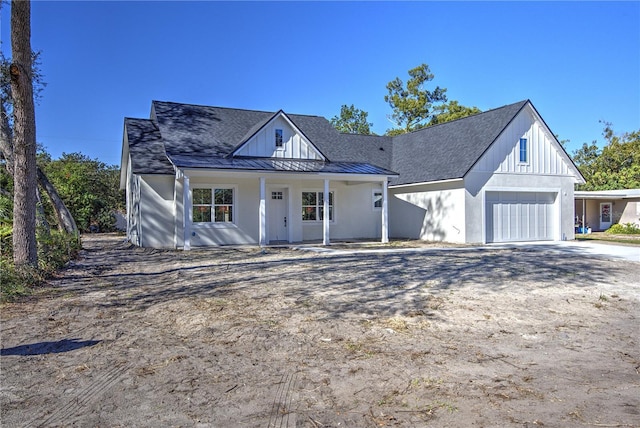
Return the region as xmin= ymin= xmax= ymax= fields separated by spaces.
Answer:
xmin=124 ymin=99 xmax=531 ymax=182
xmin=389 ymin=100 xmax=528 ymax=185
xmin=124 ymin=118 xmax=174 ymax=174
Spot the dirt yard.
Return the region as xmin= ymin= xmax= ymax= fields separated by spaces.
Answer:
xmin=1 ymin=234 xmax=639 ymax=427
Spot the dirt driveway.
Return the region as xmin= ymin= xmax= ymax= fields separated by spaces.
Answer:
xmin=1 ymin=234 xmax=639 ymax=427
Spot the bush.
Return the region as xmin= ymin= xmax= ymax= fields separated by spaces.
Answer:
xmin=606 ymin=223 xmax=640 ymax=235
xmin=0 ymin=228 xmax=81 ymax=302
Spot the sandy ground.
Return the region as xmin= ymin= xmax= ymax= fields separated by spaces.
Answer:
xmin=1 ymin=234 xmax=639 ymax=427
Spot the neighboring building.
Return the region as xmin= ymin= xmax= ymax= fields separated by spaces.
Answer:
xmin=120 ymin=99 xmax=585 ymax=248
xmin=575 ymin=189 xmax=640 ymax=232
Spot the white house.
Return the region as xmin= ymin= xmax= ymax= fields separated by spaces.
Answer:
xmin=120 ymin=99 xmax=585 ymax=248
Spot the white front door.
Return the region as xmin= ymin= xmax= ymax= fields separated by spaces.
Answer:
xmin=599 ymin=202 xmax=612 ymax=230
xmin=268 ymin=188 xmax=288 ymax=242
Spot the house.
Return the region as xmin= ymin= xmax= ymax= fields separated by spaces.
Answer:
xmin=575 ymin=189 xmax=640 ymax=232
xmin=120 ymin=99 xmax=585 ymax=248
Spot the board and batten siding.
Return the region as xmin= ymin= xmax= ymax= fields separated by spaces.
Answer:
xmin=473 ymin=107 xmax=573 ymax=177
xmin=234 ymin=116 xmax=323 ymax=160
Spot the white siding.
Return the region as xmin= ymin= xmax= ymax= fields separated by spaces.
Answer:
xmin=139 ymin=175 xmax=175 ymax=248
xmin=473 ymin=107 xmax=574 ymax=177
xmin=234 ymin=116 xmax=323 ymax=160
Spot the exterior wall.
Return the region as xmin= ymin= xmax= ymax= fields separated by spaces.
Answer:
xmin=619 ymin=199 xmax=640 ymax=226
xmin=297 ymin=181 xmax=384 ymax=242
xmin=138 ymin=175 xmax=175 ymax=248
xmin=170 ymin=174 xmax=385 ymax=247
xmin=234 ymin=116 xmax=323 ymax=160
xmin=465 ymin=172 xmax=576 ymax=242
xmin=465 ymin=105 xmax=580 ymax=243
xmin=389 ymin=181 xmax=467 ymax=243
xmin=180 ymin=176 xmax=260 ymax=247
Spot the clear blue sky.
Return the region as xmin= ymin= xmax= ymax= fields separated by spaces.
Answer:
xmin=1 ymin=1 xmax=639 ymax=167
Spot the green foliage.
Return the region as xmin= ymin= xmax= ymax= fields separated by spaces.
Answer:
xmin=605 ymin=223 xmax=640 ymax=235
xmin=0 ymin=225 xmax=81 ymax=302
xmin=384 ymin=63 xmax=448 ymax=135
xmin=41 ymin=152 xmax=124 ymax=232
xmin=573 ymin=123 xmax=640 ymax=190
xmin=428 ymin=101 xmax=482 ymax=126
xmin=330 ymin=104 xmax=373 ymax=134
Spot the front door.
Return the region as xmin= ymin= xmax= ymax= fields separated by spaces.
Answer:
xmin=599 ymin=202 xmax=612 ymax=230
xmin=269 ymin=188 xmax=288 ymax=242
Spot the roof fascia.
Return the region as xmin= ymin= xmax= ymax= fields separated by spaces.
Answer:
xmin=119 ymin=123 xmax=130 ymax=190
xmin=526 ymin=101 xmax=586 ymax=184
xmin=389 ymin=178 xmax=464 ymax=189
xmin=230 ymin=110 xmax=327 ymax=161
xmin=462 ymin=100 xmax=529 ymax=179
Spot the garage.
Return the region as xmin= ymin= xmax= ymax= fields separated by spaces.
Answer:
xmin=486 ymin=191 xmax=557 ymax=243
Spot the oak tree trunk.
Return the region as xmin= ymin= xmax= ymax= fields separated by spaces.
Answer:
xmin=10 ymin=0 xmax=38 ymax=267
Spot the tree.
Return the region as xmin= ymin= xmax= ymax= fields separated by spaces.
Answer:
xmin=428 ymin=100 xmax=481 ymax=126
xmin=573 ymin=122 xmax=640 ymax=190
xmin=330 ymin=104 xmax=373 ymax=134
xmin=384 ymin=63 xmax=448 ymax=135
xmin=9 ymin=0 xmax=38 ymax=267
xmin=0 ymin=33 xmax=77 ymax=236
xmin=42 ymin=152 xmax=123 ymax=232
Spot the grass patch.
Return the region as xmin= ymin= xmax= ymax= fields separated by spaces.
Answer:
xmin=575 ymin=232 xmax=640 ymax=246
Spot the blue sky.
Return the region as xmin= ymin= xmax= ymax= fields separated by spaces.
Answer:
xmin=1 ymin=1 xmax=639 ymax=167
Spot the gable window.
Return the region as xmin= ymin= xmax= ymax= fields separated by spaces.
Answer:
xmin=193 ymin=187 xmax=234 ymax=223
xmin=275 ymin=129 xmax=283 ymax=148
xmin=519 ymin=138 xmax=528 ymax=163
xmin=373 ymin=190 xmax=383 ymax=210
xmin=302 ymin=191 xmax=334 ymax=221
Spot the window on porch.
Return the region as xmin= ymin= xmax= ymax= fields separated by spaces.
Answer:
xmin=193 ymin=187 xmax=234 ymax=223
xmin=302 ymin=191 xmax=334 ymax=221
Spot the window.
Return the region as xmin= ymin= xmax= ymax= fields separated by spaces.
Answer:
xmin=519 ymin=138 xmax=528 ymax=163
xmin=275 ymin=129 xmax=283 ymax=148
xmin=192 ymin=187 xmax=234 ymax=223
xmin=373 ymin=190 xmax=383 ymax=209
xmin=302 ymin=191 xmax=334 ymax=221
xmin=272 ymin=191 xmax=283 ymax=200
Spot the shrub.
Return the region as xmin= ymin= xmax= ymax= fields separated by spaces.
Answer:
xmin=0 ymin=228 xmax=81 ymax=302
xmin=606 ymin=222 xmax=640 ymax=235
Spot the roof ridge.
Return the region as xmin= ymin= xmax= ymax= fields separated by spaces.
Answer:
xmin=394 ymin=99 xmax=529 ymax=136
xmin=152 ymin=100 xmax=326 ymax=119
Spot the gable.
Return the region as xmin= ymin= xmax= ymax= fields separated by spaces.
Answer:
xmin=389 ymin=100 xmax=528 ymax=186
xmin=469 ymin=103 xmax=584 ymax=182
xmin=232 ymin=112 xmax=325 ymax=160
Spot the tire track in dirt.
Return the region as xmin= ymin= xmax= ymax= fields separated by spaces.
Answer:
xmin=268 ymin=372 xmax=298 ymax=428
xmin=25 ymin=361 xmax=132 ymax=428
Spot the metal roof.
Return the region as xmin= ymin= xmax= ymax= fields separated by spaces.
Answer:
xmin=168 ymin=155 xmax=397 ymax=176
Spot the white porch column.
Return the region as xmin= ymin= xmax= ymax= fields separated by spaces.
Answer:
xmin=381 ymin=179 xmax=389 ymax=243
xmin=259 ymin=177 xmax=267 ymax=247
xmin=183 ymin=174 xmax=191 ymax=250
xmin=323 ymin=179 xmax=330 ymax=246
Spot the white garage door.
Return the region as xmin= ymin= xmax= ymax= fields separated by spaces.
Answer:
xmin=486 ymin=192 xmax=556 ymax=243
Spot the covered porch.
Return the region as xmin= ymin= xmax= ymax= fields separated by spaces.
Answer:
xmin=173 ymin=160 xmax=396 ymax=249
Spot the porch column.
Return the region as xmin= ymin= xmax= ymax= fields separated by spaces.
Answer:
xmin=381 ymin=179 xmax=389 ymax=243
xmin=582 ymin=199 xmax=586 ymax=232
xmin=183 ymin=174 xmax=191 ymax=250
xmin=323 ymin=179 xmax=330 ymax=245
xmin=259 ymin=177 xmax=267 ymax=247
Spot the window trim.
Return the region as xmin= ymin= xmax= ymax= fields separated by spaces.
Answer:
xmin=275 ymin=128 xmax=284 ymax=149
xmin=191 ymin=185 xmax=237 ymax=228
xmin=372 ymin=189 xmax=383 ymax=211
xmin=302 ymin=190 xmax=335 ymax=223
xmin=519 ymin=137 xmax=528 ymax=164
